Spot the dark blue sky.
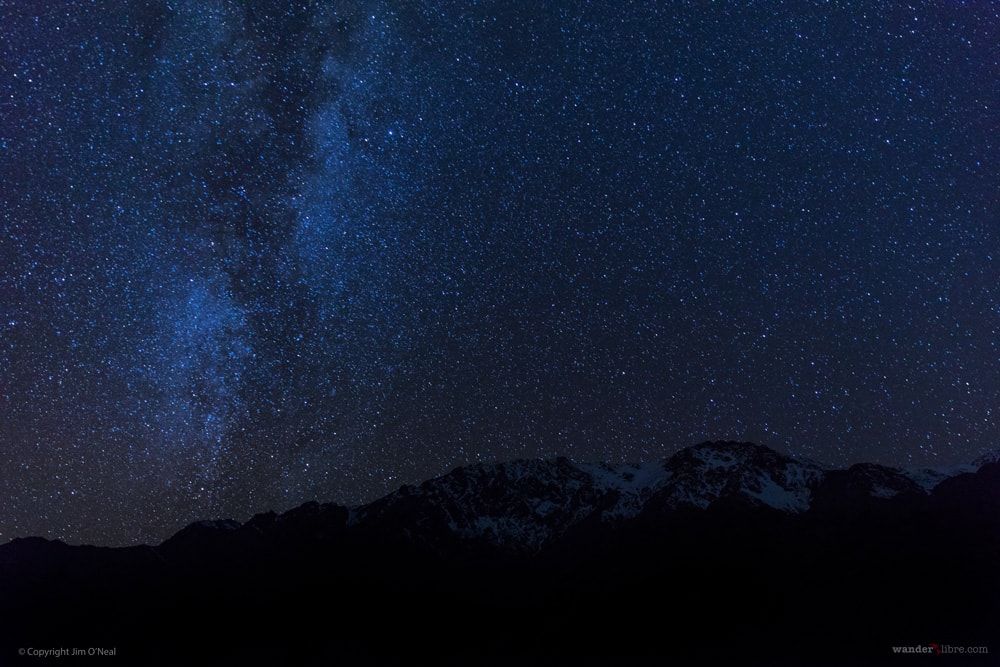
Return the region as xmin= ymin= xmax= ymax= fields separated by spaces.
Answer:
xmin=1 ymin=0 xmax=997 ymax=545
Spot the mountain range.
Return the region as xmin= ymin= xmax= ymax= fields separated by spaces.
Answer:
xmin=2 ymin=441 xmax=998 ymax=666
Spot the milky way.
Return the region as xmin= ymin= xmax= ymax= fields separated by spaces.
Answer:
xmin=1 ymin=1 xmax=997 ymax=545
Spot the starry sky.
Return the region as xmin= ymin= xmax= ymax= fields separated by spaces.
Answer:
xmin=1 ymin=0 xmax=997 ymax=546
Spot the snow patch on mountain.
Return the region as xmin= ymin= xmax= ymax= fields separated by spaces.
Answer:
xmin=904 ymin=464 xmax=978 ymax=492
xmin=744 ymin=472 xmax=812 ymax=511
xmin=348 ymin=441 xmax=977 ymax=553
xmin=654 ymin=442 xmax=826 ymax=512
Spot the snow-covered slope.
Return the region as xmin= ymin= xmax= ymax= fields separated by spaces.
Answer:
xmin=349 ymin=441 xmax=963 ymax=554
xmin=352 ymin=457 xmax=668 ymax=552
xmin=899 ymin=449 xmax=1000 ymax=493
xmin=650 ymin=441 xmax=825 ymax=512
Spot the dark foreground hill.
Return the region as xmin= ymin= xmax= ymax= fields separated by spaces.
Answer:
xmin=1 ymin=441 xmax=997 ymax=666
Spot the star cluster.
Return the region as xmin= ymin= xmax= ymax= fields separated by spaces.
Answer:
xmin=1 ymin=1 xmax=997 ymax=545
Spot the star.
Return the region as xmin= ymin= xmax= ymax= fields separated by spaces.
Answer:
xmin=0 ymin=0 xmax=996 ymax=546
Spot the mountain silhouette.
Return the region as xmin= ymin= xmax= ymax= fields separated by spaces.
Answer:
xmin=1 ymin=441 xmax=996 ymax=666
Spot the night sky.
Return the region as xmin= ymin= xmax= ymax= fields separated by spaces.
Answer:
xmin=1 ymin=1 xmax=997 ymax=546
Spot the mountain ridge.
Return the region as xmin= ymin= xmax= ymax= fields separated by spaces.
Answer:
xmin=3 ymin=440 xmax=989 ymax=554
xmin=2 ymin=440 xmax=998 ymax=666
xmin=285 ymin=440 xmax=983 ymax=555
